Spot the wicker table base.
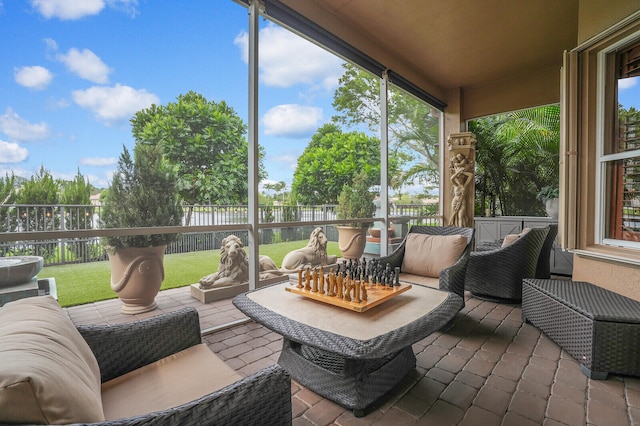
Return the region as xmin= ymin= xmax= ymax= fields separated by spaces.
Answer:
xmin=233 ymin=282 xmax=463 ymax=416
xmin=522 ymin=279 xmax=640 ymax=379
xmin=279 ymin=339 xmax=416 ymax=416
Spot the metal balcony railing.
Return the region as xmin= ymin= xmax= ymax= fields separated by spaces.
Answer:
xmin=0 ymin=203 xmax=440 ymax=266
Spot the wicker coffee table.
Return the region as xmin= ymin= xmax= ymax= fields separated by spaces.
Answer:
xmin=233 ymin=281 xmax=463 ymax=416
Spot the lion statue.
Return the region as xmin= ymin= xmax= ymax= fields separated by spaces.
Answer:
xmin=199 ymin=235 xmax=283 ymax=289
xmin=280 ymin=227 xmax=338 ymax=272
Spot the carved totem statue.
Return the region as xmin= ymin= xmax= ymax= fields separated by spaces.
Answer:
xmin=447 ymin=133 xmax=476 ymax=228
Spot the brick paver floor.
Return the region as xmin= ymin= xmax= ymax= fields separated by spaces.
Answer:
xmin=65 ymin=286 xmax=640 ymax=426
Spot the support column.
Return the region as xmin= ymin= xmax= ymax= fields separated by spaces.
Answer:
xmin=247 ymin=0 xmax=260 ymax=290
xmin=445 ymin=133 xmax=476 ymax=227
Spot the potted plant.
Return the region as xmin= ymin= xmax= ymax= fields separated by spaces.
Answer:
xmin=336 ymin=172 xmax=376 ymax=259
xmin=100 ymin=143 xmax=183 ymax=314
xmin=537 ymin=185 xmax=559 ymax=218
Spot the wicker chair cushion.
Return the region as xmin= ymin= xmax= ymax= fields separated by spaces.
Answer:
xmin=501 ymin=227 xmax=531 ymax=247
xmin=398 ymin=273 xmax=440 ymax=289
xmin=401 ymin=233 xmax=467 ymax=278
xmin=0 ymin=296 xmax=104 ymax=424
xmin=101 ymin=343 xmax=242 ymax=420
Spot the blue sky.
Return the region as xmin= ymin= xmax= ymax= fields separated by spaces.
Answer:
xmin=619 ymin=76 xmax=640 ymax=112
xmin=0 ymin=0 xmax=345 ymax=190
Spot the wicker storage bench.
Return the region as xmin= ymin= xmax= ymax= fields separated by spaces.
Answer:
xmin=522 ymin=279 xmax=640 ymax=379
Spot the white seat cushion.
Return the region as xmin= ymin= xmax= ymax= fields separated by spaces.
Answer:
xmin=399 ymin=273 xmax=440 ymax=289
xmin=101 ymin=343 xmax=242 ymax=420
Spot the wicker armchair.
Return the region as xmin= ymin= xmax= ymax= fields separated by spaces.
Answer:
xmin=75 ymin=308 xmax=292 ymax=426
xmin=534 ymin=224 xmax=558 ymax=279
xmin=375 ymin=226 xmax=475 ymax=303
xmin=465 ymin=226 xmax=549 ymax=302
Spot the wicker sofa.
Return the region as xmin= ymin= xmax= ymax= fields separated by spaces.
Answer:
xmin=0 ymin=296 xmax=291 ymax=426
xmin=375 ymin=226 xmax=475 ymax=307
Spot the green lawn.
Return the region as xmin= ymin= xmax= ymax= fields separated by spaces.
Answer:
xmin=44 ymin=240 xmax=341 ymax=307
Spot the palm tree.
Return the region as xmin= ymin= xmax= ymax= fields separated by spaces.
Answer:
xmin=471 ymin=105 xmax=560 ymax=216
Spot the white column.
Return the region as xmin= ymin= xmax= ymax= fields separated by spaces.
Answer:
xmin=379 ymin=71 xmax=389 ymax=256
xmin=247 ymin=0 xmax=260 ymax=290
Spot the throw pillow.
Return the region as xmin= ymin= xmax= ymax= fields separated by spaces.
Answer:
xmin=501 ymin=228 xmax=531 ymax=247
xmin=0 ymin=296 xmax=105 ymax=424
xmin=401 ymin=233 xmax=467 ymax=278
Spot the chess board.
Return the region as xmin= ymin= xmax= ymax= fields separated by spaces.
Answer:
xmin=286 ymin=279 xmax=411 ymax=313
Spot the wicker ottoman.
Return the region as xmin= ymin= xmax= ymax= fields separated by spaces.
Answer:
xmin=522 ymin=279 xmax=640 ymax=379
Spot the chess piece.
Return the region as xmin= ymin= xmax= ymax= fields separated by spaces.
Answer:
xmin=395 ymin=267 xmax=400 ymax=286
xmin=337 ymin=272 xmax=344 ymax=298
xmin=297 ymin=269 xmax=303 ymax=289
xmin=319 ymin=267 xmax=325 ymax=295
xmin=304 ymin=267 xmax=311 ymax=291
xmin=361 ymin=282 xmax=368 ymax=301
xmin=312 ymin=267 xmax=319 ymax=292
xmin=344 ymin=281 xmax=352 ymax=301
xmin=328 ymin=268 xmax=336 ymax=296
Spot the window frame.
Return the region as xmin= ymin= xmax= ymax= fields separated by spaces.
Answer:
xmin=596 ymin=29 xmax=640 ymax=249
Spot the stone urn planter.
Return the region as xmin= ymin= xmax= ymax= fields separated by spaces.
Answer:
xmin=335 ymin=172 xmax=376 ymax=260
xmin=337 ymin=226 xmax=367 ymax=259
xmin=108 ymin=245 xmax=166 ymax=314
xmin=545 ymin=198 xmax=559 ymax=219
xmin=100 ymin=143 xmax=182 ymax=315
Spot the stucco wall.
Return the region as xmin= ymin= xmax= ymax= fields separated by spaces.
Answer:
xmin=572 ymin=255 xmax=640 ymax=301
xmin=577 ymin=0 xmax=640 ymax=44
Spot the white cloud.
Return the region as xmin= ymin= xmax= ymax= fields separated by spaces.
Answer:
xmin=0 ymin=108 xmax=51 ymax=142
xmin=80 ymin=157 xmax=117 ymax=167
xmin=262 ymin=104 xmax=323 ymax=138
xmin=106 ymin=0 xmax=139 ymax=18
xmin=57 ymin=48 xmax=111 ymax=84
xmin=269 ymin=153 xmax=300 ymax=171
xmin=234 ymin=24 xmax=343 ymax=90
xmin=31 ymin=0 xmax=138 ymax=20
xmin=14 ymin=66 xmax=53 ymax=90
xmin=44 ymin=37 xmax=58 ymax=52
xmin=86 ymin=170 xmax=115 ymax=188
xmin=0 ymin=140 xmax=29 ymax=163
xmin=72 ymin=84 xmax=159 ymax=126
xmin=619 ymin=76 xmax=638 ymax=90
xmin=30 ymin=0 xmax=105 ymax=20
xmin=45 ymin=97 xmax=71 ymax=110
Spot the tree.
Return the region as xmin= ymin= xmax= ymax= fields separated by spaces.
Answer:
xmin=60 ymin=169 xmax=92 ymax=232
xmin=263 ymin=180 xmax=289 ymax=205
xmin=0 ymin=173 xmax=17 ymax=232
xmin=332 ymin=63 xmax=440 ymax=193
xmin=15 ymin=165 xmax=60 ymax=232
xmin=291 ymin=124 xmax=391 ymax=205
xmin=0 ymin=173 xmax=16 ymax=205
xmin=131 ymin=91 xmax=266 ymax=223
xmin=101 ymin=144 xmax=183 ymax=249
xmin=60 ymin=169 xmax=91 ymax=205
xmin=470 ymin=105 xmax=560 ymax=216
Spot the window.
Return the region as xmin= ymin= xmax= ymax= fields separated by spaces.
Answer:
xmin=599 ymin=36 xmax=640 ymax=247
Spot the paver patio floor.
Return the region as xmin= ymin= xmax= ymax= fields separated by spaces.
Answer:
xmin=65 ymin=284 xmax=640 ymax=426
